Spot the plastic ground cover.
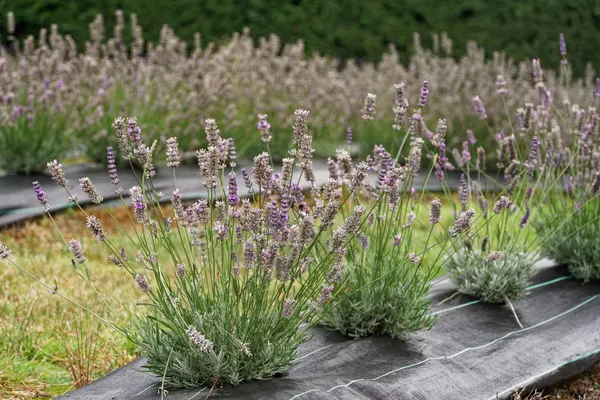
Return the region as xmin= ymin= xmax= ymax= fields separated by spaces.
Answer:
xmin=56 ymin=261 xmax=600 ymax=400
xmin=0 ymin=163 xmax=479 ymax=227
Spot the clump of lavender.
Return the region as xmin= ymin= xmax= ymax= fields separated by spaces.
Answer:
xmin=321 ymin=120 xmax=443 ymax=338
xmin=17 ymin=113 xmax=372 ymax=389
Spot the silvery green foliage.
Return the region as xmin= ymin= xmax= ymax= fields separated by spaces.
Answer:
xmin=321 ymin=260 xmax=436 ymax=338
xmin=31 ymin=113 xmax=367 ymax=388
xmin=536 ymin=199 xmax=600 ymax=282
xmin=320 ymin=143 xmax=439 ymax=339
xmin=446 ymin=248 xmax=536 ymax=303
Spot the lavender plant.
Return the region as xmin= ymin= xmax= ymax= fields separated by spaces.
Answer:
xmin=320 ymin=87 xmax=444 ymax=338
xmin=4 ymin=112 xmax=376 ymax=388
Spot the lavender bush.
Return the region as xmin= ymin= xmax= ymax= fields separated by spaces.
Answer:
xmin=320 ymin=87 xmax=444 ymax=338
xmin=7 ymin=112 xmax=377 ymax=388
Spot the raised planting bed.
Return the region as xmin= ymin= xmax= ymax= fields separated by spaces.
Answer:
xmin=57 ymin=261 xmax=600 ymax=400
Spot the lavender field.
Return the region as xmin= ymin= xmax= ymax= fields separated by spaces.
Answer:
xmin=1 ymin=8 xmax=600 ymax=400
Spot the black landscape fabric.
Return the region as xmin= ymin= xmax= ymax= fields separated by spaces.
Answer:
xmin=0 ymin=163 xmax=487 ymax=227
xmin=57 ymin=261 xmax=600 ymax=400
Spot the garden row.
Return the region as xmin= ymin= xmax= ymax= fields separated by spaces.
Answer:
xmin=3 ymin=32 xmax=600 ymax=392
xmin=2 ymin=12 xmax=600 ymax=398
xmin=0 ymin=11 xmax=597 ymax=174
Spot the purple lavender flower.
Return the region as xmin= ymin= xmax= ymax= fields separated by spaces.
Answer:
xmin=253 ymin=152 xmax=273 ymax=190
xmin=359 ymin=234 xmax=368 ymax=250
xmin=476 ymin=147 xmax=486 ymax=172
xmin=361 ymin=93 xmax=377 ymax=120
xmin=282 ymin=299 xmax=296 ymax=319
xmin=47 ymin=160 xmax=68 ymax=188
xmin=559 ymin=33 xmax=567 ymax=61
xmin=430 ymin=198 xmax=442 ymax=224
xmin=462 ymin=141 xmax=471 ymax=164
xmin=176 ymin=263 xmax=186 ymax=277
xmin=69 ymin=239 xmax=85 ymax=263
xmin=495 ymin=75 xmax=508 ymax=95
xmin=106 ymin=147 xmax=122 ymax=194
xmin=79 ymin=177 xmax=103 ymax=204
xmin=524 ymin=136 xmax=541 ymax=175
xmin=0 ymin=242 xmax=11 ymax=259
xmin=228 ymin=171 xmax=239 ymax=206
xmin=393 ymin=234 xmax=402 ymax=247
xmin=32 ymin=181 xmax=50 ymax=212
xmin=408 ymin=253 xmax=421 ymax=264
xmin=241 ymin=168 xmax=254 ymax=194
xmin=135 ymin=274 xmax=151 ymax=293
xmin=492 ymin=196 xmax=512 ymax=214
xmin=592 ymin=173 xmax=600 ymax=194
xmin=472 ymin=96 xmax=487 ymax=119
xmin=418 ymin=80 xmax=429 ymax=108
xmin=130 ymin=186 xmax=147 ymax=223
xmin=520 ymin=201 xmax=531 ymax=228
xmin=319 ymin=284 xmax=334 ymax=306
xmin=172 ymin=189 xmax=185 ymax=222
xmin=215 ymin=222 xmax=228 ymax=240
xmin=448 ymin=208 xmax=475 ymax=237
xmin=86 ymin=215 xmax=106 ymax=242
xmin=467 ymin=129 xmax=476 ymax=145
xmin=186 ymin=326 xmax=213 ymax=352
xmin=346 ymin=126 xmax=353 ymax=145
xmin=166 ymin=137 xmax=181 ymax=168
xmin=595 ymin=78 xmax=600 ymax=99
xmin=258 ymin=114 xmax=272 ymax=144
xmin=460 ymin=174 xmax=469 ymax=210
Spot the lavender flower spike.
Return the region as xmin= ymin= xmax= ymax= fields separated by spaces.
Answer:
xmin=282 ymin=299 xmax=296 ymax=319
xmin=186 ymin=326 xmax=213 ymax=352
xmin=361 ymin=93 xmax=377 ymax=120
xmin=258 ymin=114 xmax=272 ymax=144
xmin=430 ymin=198 xmax=442 ymax=224
xmin=130 ymin=186 xmax=147 ymax=223
xmin=559 ymin=33 xmax=567 ymax=63
xmin=492 ymin=196 xmax=512 ymax=214
xmin=32 ymin=181 xmax=50 ymax=213
xmin=47 ymin=160 xmax=68 ymax=188
xmin=86 ymin=215 xmax=106 ymax=242
xmin=166 ymin=137 xmax=181 ymax=168
xmin=79 ymin=177 xmax=103 ymax=203
xmin=595 ymin=78 xmax=600 ymax=99
xmin=0 ymin=242 xmax=11 ymax=259
xmin=472 ymin=96 xmax=487 ymax=119
xmin=228 ymin=171 xmax=240 ymax=206
xmin=69 ymin=239 xmax=85 ymax=263
xmin=418 ymin=80 xmax=429 ymax=108
xmin=106 ymin=147 xmax=122 ymax=194
xmin=135 ymin=274 xmax=151 ymax=293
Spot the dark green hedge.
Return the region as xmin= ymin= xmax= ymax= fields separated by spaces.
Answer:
xmin=1 ymin=0 xmax=599 ymax=76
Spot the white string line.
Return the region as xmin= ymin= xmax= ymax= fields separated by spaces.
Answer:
xmin=489 ymin=347 xmax=600 ymax=400
xmin=133 ymin=382 xmax=158 ymax=396
xmin=433 ymin=275 xmax=572 ymax=316
xmin=287 ymin=293 xmax=600 ymax=399
xmin=187 ymin=387 xmax=208 ymax=400
xmin=295 ymin=345 xmax=333 ymax=361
